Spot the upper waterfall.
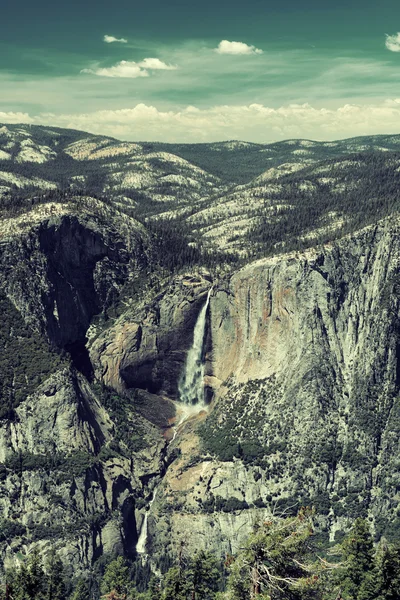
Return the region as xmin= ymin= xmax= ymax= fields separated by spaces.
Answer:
xmin=178 ymin=288 xmax=212 ymax=405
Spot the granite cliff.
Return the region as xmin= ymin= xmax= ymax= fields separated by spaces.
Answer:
xmin=147 ymin=217 xmax=400 ymax=563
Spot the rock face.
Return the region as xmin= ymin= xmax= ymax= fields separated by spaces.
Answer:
xmin=0 ymin=200 xmax=163 ymax=574
xmin=0 ymin=365 xmax=164 ymax=575
xmin=0 ymin=369 xmax=113 ymax=460
xmin=149 ymin=217 xmax=400 ymax=562
xmin=91 ymin=275 xmax=212 ymax=399
xmin=2 ymin=201 xmax=400 ymax=574
xmin=0 ymin=200 xmax=149 ymax=355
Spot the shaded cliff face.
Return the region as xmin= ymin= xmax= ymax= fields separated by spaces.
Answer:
xmin=0 ymin=200 xmax=164 ymax=574
xmin=0 ymin=201 xmax=149 ymax=360
xmin=38 ymin=217 xmax=121 ymax=347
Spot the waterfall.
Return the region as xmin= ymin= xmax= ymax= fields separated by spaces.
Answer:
xmin=178 ymin=288 xmax=212 ymax=406
xmin=136 ymin=491 xmax=157 ymax=555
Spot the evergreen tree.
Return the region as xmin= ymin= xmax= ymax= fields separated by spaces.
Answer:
xmin=375 ymin=541 xmax=400 ymax=600
xmin=45 ymin=550 xmax=66 ymax=600
xmin=161 ymin=548 xmax=221 ymax=600
xmin=6 ymin=549 xmax=46 ymax=600
xmin=162 ymin=566 xmax=191 ymax=600
xmin=147 ymin=576 xmax=161 ymax=600
xmin=226 ymin=508 xmax=327 ymax=599
xmin=338 ymin=518 xmax=378 ymax=600
xmin=70 ymin=578 xmax=91 ymax=600
xmin=26 ymin=548 xmax=46 ymax=600
xmin=6 ymin=565 xmax=30 ymax=600
xmin=186 ymin=551 xmax=221 ymax=600
xmin=101 ymin=556 xmax=131 ymax=598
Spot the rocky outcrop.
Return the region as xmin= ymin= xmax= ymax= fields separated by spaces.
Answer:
xmin=0 ymin=363 xmax=166 ymax=575
xmin=0 ymin=200 xmax=149 ymax=355
xmin=90 ymin=274 xmax=212 ymax=398
xmin=0 ymin=200 xmax=162 ymax=573
xmin=0 ymin=368 xmax=113 ymax=460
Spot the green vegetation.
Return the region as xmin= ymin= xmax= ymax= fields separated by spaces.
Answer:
xmin=142 ymin=141 xmax=268 ymax=184
xmin=338 ymin=518 xmax=378 ymax=600
xmin=8 ymin=149 xmax=400 ymax=275
xmin=101 ymin=557 xmax=131 ymax=598
xmin=4 ymin=548 xmax=66 ymax=600
xmin=3 ymin=450 xmax=94 ymax=477
xmin=0 ymin=519 xmax=27 ymax=542
xmin=199 ymin=377 xmax=282 ymax=465
xmin=244 ymin=152 xmax=400 ymax=259
xmin=147 ymin=137 xmax=400 ymax=184
xmin=0 ymin=292 xmax=66 ymax=418
xmin=130 ymin=150 xmax=400 ymax=268
xmin=2 ymin=513 xmax=400 ymax=599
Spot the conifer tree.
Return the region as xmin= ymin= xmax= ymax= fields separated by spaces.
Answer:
xmin=71 ymin=578 xmax=91 ymax=600
xmin=147 ymin=576 xmax=161 ymax=600
xmin=375 ymin=540 xmax=400 ymax=600
xmin=338 ymin=518 xmax=378 ymax=600
xmin=26 ymin=548 xmax=46 ymax=600
xmin=186 ymin=551 xmax=221 ymax=600
xmin=101 ymin=556 xmax=131 ymax=599
xmin=6 ymin=564 xmax=30 ymax=600
xmin=162 ymin=566 xmax=190 ymax=600
xmin=45 ymin=550 xmax=66 ymax=600
xmin=226 ymin=508 xmax=327 ymax=599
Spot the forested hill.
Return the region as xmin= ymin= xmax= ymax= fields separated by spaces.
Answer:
xmin=2 ymin=123 xmax=400 ymax=265
xmin=151 ymin=134 xmax=400 ymax=183
xmin=2 ymin=122 xmax=400 ymax=185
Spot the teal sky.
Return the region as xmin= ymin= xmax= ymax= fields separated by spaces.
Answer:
xmin=2 ymin=0 xmax=400 ymax=142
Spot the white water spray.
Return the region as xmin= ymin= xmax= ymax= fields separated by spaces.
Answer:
xmin=178 ymin=288 xmax=212 ymax=406
xmin=136 ymin=490 xmax=157 ymax=555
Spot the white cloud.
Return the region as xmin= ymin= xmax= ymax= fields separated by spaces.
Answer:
xmin=81 ymin=61 xmax=149 ymax=78
xmin=385 ymin=32 xmax=400 ymax=52
xmin=215 ymin=40 xmax=263 ymax=55
xmin=0 ymin=111 xmax=34 ymax=124
xmin=103 ymin=35 xmax=128 ymax=44
xmin=4 ymin=100 xmax=400 ymax=143
xmin=81 ymin=58 xmax=178 ymax=78
xmin=138 ymin=57 xmax=178 ymax=70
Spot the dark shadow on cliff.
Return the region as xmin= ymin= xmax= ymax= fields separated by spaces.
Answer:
xmin=66 ymin=339 xmax=94 ymax=380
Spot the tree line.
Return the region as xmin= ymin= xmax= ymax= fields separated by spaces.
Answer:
xmin=2 ymin=510 xmax=400 ymax=600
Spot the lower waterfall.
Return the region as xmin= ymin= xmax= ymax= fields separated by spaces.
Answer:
xmin=136 ymin=490 xmax=157 ymax=555
xmin=178 ymin=288 xmax=212 ymax=405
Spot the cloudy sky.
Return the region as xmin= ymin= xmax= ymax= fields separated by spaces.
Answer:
xmin=2 ymin=0 xmax=400 ymax=142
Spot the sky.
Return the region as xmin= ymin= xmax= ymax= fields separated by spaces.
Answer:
xmin=2 ymin=0 xmax=400 ymax=142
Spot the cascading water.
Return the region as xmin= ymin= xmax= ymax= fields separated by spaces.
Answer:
xmin=136 ymin=491 xmax=157 ymax=555
xmin=178 ymin=288 xmax=212 ymax=406
xmin=136 ymin=288 xmax=212 ymax=557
